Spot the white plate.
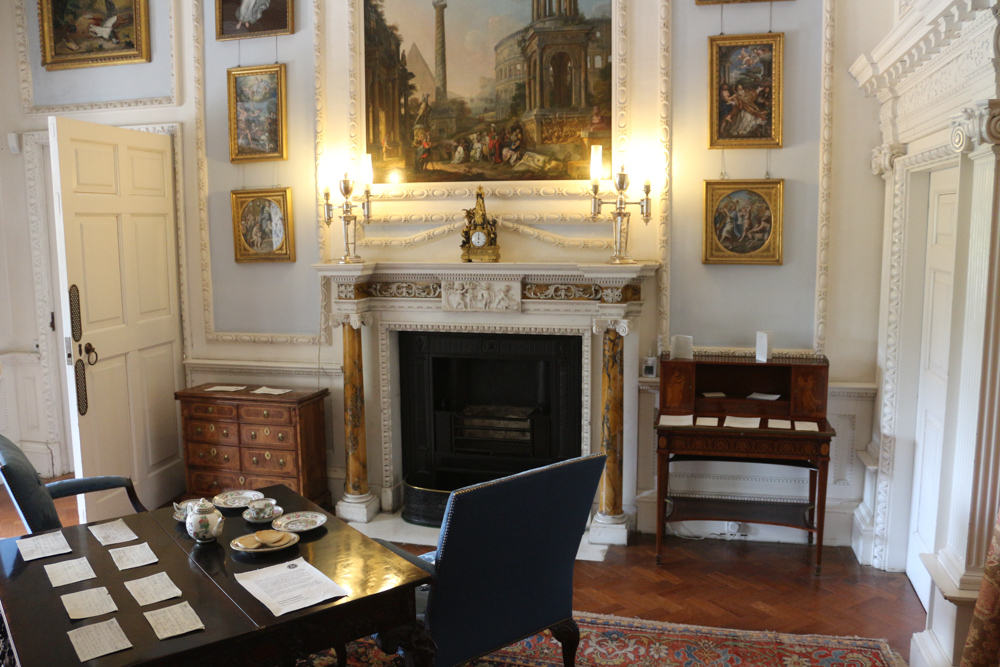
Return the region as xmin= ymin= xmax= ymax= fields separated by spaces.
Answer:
xmin=242 ymin=506 xmax=284 ymax=524
xmin=172 ymin=499 xmax=200 ymax=522
xmin=271 ymin=511 xmax=327 ymax=533
xmin=212 ymin=490 xmax=265 ymax=508
xmin=230 ymin=532 xmax=300 ymax=553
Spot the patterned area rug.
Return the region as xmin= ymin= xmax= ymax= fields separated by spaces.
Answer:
xmin=299 ymin=611 xmax=905 ymax=666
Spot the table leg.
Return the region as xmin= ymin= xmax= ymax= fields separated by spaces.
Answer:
xmin=815 ymin=458 xmax=829 ymax=574
xmin=656 ymin=449 xmax=667 ymax=564
xmin=376 ymin=621 xmax=436 ymax=667
xmin=332 ymin=642 xmax=346 ymax=667
xmin=808 ymin=466 xmax=817 ymax=545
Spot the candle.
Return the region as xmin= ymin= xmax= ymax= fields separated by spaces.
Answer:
xmin=590 ymin=145 xmax=603 ymax=186
xmin=361 ymin=154 xmax=374 ymax=191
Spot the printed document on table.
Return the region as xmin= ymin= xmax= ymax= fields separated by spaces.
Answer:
xmin=109 ymin=543 xmax=158 ymax=571
xmin=658 ymin=414 xmax=693 ymax=427
xmin=67 ymin=618 xmax=132 ymax=662
xmin=769 ymin=419 xmax=793 ymax=430
xmin=795 ymin=421 xmax=820 ymax=432
xmin=17 ymin=531 xmax=71 ymax=561
xmin=251 ymin=386 xmax=292 ymax=395
xmin=61 ymin=587 xmax=118 ymax=620
xmin=45 ymin=557 xmax=96 ymax=588
xmin=235 ymin=557 xmax=348 ymax=616
xmin=88 ymin=519 xmax=138 ymax=546
xmin=143 ymin=601 xmax=205 ymax=640
xmin=125 ymin=572 xmax=182 ymax=607
xmin=724 ymin=416 xmax=761 ymax=429
xmin=204 ymin=385 xmax=246 ymax=391
xmin=695 ymin=416 xmax=719 ymax=427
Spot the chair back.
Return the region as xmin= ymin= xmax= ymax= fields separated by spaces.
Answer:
xmin=425 ymin=453 xmax=606 ymax=667
xmin=0 ymin=435 xmax=61 ymax=534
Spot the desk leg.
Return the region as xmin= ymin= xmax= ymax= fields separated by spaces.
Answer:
xmin=656 ymin=447 xmax=667 ymax=564
xmin=376 ymin=621 xmax=436 ymax=667
xmin=807 ymin=467 xmax=817 ymax=546
xmin=815 ymin=458 xmax=829 ymax=574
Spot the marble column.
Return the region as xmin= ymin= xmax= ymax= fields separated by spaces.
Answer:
xmin=432 ymin=0 xmax=448 ymax=104
xmin=336 ymin=313 xmax=380 ymax=523
xmin=591 ymin=318 xmax=629 ymax=545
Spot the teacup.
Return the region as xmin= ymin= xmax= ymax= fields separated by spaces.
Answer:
xmin=173 ymin=500 xmax=196 ymax=521
xmin=247 ymin=498 xmax=277 ymax=520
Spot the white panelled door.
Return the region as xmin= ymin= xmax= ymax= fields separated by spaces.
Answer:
xmin=905 ymin=166 xmax=959 ymax=608
xmin=49 ymin=117 xmax=185 ymax=523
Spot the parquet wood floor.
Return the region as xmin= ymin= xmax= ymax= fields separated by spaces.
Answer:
xmin=0 ymin=485 xmax=925 ymax=662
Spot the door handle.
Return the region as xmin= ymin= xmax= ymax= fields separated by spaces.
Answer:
xmin=83 ymin=342 xmax=99 ymax=365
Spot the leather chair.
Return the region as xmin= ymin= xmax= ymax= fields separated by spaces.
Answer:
xmin=378 ymin=453 xmax=607 ymax=667
xmin=0 ymin=435 xmax=145 ymax=534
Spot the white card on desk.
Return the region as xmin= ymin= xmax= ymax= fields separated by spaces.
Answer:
xmin=769 ymin=419 xmax=793 ymax=429
xmin=250 ymin=386 xmax=292 ymax=395
xmin=747 ymin=392 xmax=780 ymax=401
xmin=795 ymin=421 xmax=820 ymax=432
xmin=658 ymin=414 xmax=693 ymax=427
xmin=45 ymin=557 xmax=96 ymax=588
xmin=125 ymin=572 xmax=182 ymax=607
xmin=695 ymin=417 xmax=719 ymax=427
xmin=67 ymin=618 xmax=132 ymax=662
xmin=88 ymin=519 xmax=138 ymax=547
xmin=61 ymin=586 xmax=118 ymax=620
xmin=724 ymin=416 xmax=761 ymax=429
xmin=204 ymin=385 xmax=246 ymax=392
xmin=109 ymin=543 xmax=158 ymax=571
xmin=17 ymin=531 xmax=71 ymax=561
xmin=143 ymin=601 xmax=205 ymax=640
xmin=702 ymin=392 xmax=726 ymax=398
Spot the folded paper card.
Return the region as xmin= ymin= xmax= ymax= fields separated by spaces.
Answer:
xmin=724 ymin=416 xmax=761 ymax=429
xmin=658 ymin=414 xmax=693 ymax=427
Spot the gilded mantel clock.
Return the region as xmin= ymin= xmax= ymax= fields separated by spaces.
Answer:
xmin=460 ymin=186 xmax=499 ymax=263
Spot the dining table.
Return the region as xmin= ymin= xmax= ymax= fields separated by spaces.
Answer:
xmin=0 ymin=484 xmax=434 ymax=666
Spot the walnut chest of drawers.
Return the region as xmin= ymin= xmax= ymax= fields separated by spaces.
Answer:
xmin=175 ymin=384 xmax=331 ymax=507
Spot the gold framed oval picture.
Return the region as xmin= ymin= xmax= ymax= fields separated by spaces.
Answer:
xmin=703 ymin=179 xmax=782 ymax=265
xmin=231 ymin=188 xmax=294 ymax=263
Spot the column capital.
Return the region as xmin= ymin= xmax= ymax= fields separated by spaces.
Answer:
xmin=593 ymin=318 xmax=630 ymax=336
xmin=950 ymin=100 xmax=1000 ymax=153
xmin=871 ymin=143 xmax=906 ymax=175
xmin=336 ymin=312 xmax=374 ymax=329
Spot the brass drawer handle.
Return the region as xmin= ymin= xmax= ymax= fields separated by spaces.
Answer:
xmin=278 ymin=458 xmax=285 ymax=468
xmin=264 ymin=427 xmax=271 ymax=436
xmin=223 ymin=454 xmax=230 ymax=462
xmin=252 ymin=456 xmax=259 ymax=466
xmin=277 ymin=433 xmax=285 ymax=442
xmin=209 ymin=424 xmax=216 ymax=433
xmin=264 ymin=451 xmax=272 ymax=461
xmin=210 ymin=447 xmax=217 ymax=456
xmin=207 ymin=406 xmax=214 ymax=414
xmin=210 ymin=480 xmax=219 ymax=488
xmin=222 ymin=428 xmax=229 ymax=437
xmin=195 ymin=427 xmax=202 ymax=436
xmin=263 ymin=410 xmax=269 ymax=418
xmin=250 ymin=431 xmax=257 ymax=440
xmin=239 ymin=476 xmax=246 ymax=485
xmin=198 ymin=451 xmax=204 ymax=459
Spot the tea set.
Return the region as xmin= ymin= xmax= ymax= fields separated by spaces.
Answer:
xmin=173 ymin=491 xmax=322 ymax=548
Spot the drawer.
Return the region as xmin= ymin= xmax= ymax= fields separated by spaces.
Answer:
xmin=242 ymin=448 xmax=298 ymax=477
xmin=186 ymin=420 xmax=238 ymax=445
xmin=238 ymin=403 xmax=292 ymax=425
xmin=240 ymin=424 xmax=296 ymax=449
xmin=186 ymin=442 xmax=240 ymax=471
xmin=183 ymin=401 xmax=238 ymax=421
xmin=187 ymin=470 xmax=244 ymax=496
xmin=244 ymin=475 xmax=300 ymax=494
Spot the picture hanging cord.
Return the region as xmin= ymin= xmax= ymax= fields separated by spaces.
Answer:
xmin=240 ymin=164 xmax=245 ymax=190
xmin=720 ymin=149 xmax=728 ymax=180
xmin=238 ymin=40 xmax=241 ymax=67
xmin=273 ymin=161 xmax=278 ymax=189
xmin=719 ymin=4 xmax=725 ymax=35
xmin=274 ymin=35 xmax=278 ymax=65
xmin=769 ymin=1 xmax=774 ymax=33
xmin=765 ymin=149 xmax=772 ymax=179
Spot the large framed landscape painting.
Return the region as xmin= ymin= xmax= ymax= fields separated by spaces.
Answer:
xmin=363 ymin=0 xmax=614 ymax=184
xmin=228 ymin=63 xmax=288 ymax=163
xmin=38 ymin=0 xmax=151 ymax=71
xmin=709 ymin=33 xmax=783 ymax=149
xmin=703 ymin=179 xmax=783 ymax=265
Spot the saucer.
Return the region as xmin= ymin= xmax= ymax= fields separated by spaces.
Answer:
xmin=271 ymin=511 xmax=327 ymax=533
xmin=230 ymin=532 xmax=300 ymax=554
xmin=212 ymin=490 xmax=264 ymax=508
xmin=242 ymin=506 xmax=283 ymax=524
xmin=172 ymin=499 xmax=200 ymax=522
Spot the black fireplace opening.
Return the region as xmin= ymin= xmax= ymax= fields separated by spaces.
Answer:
xmin=399 ymin=331 xmax=583 ymax=524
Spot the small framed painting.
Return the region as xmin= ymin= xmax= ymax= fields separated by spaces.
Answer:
xmin=37 ymin=0 xmax=151 ymax=71
xmin=228 ymin=63 xmax=288 ymax=163
xmin=709 ymin=33 xmax=783 ymax=149
xmin=216 ymin=0 xmax=293 ymax=41
xmin=231 ymin=188 xmax=295 ymax=262
xmin=703 ymin=179 xmax=782 ymax=265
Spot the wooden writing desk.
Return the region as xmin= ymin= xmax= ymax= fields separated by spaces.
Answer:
xmin=0 ymin=485 xmax=433 ymax=666
xmin=654 ymin=353 xmax=835 ymax=572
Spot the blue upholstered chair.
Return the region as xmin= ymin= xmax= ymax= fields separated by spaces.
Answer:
xmin=379 ymin=453 xmax=607 ymax=667
xmin=0 ymin=435 xmax=145 ymax=534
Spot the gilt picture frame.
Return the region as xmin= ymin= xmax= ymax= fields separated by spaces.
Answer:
xmin=709 ymin=33 xmax=783 ymax=149
xmin=703 ymin=179 xmax=783 ymax=265
xmin=231 ymin=188 xmax=295 ymax=263
xmin=216 ymin=0 xmax=293 ymax=41
xmin=38 ymin=0 xmax=151 ymax=71
xmin=228 ymin=63 xmax=288 ymax=163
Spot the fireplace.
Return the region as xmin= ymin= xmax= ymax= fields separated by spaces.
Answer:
xmin=399 ymin=331 xmax=582 ymax=524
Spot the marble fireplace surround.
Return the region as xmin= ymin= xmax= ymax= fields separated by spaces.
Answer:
xmin=314 ymin=261 xmax=657 ymax=529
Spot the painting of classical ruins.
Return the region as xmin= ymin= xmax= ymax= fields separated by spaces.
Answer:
xmin=363 ymin=0 xmax=613 ymax=184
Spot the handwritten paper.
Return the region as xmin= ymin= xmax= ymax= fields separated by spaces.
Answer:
xmin=748 ymin=392 xmax=781 ymax=401
xmin=61 ymin=587 xmax=118 ymax=620
xmin=204 ymin=385 xmax=246 ymax=392
xmin=695 ymin=417 xmax=719 ymax=427
xmin=143 ymin=601 xmax=205 ymax=640
xmin=125 ymin=572 xmax=182 ymax=607
xmin=251 ymin=386 xmax=292 ymax=395
xmin=16 ymin=531 xmax=71 ymax=561
xmin=45 ymin=557 xmax=96 ymax=588
xmin=724 ymin=416 xmax=761 ymax=429
xmin=768 ymin=419 xmax=793 ymax=430
xmin=109 ymin=543 xmax=158 ymax=571
xmin=67 ymin=618 xmax=132 ymax=662
xmin=88 ymin=519 xmax=138 ymax=546
xmin=235 ymin=557 xmax=348 ymax=616
xmin=658 ymin=414 xmax=693 ymax=427
xmin=795 ymin=421 xmax=820 ymax=432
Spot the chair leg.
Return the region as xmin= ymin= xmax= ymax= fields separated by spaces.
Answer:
xmin=549 ymin=618 xmax=580 ymax=667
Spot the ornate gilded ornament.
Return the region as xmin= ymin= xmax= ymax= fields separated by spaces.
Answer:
xmin=460 ymin=186 xmax=500 ymax=263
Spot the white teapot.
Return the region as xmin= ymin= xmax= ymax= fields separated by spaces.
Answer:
xmin=185 ymin=498 xmax=225 ymax=544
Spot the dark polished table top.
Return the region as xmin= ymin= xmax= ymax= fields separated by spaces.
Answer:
xmin=0 ymin=486 xmax=431 ymax=667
